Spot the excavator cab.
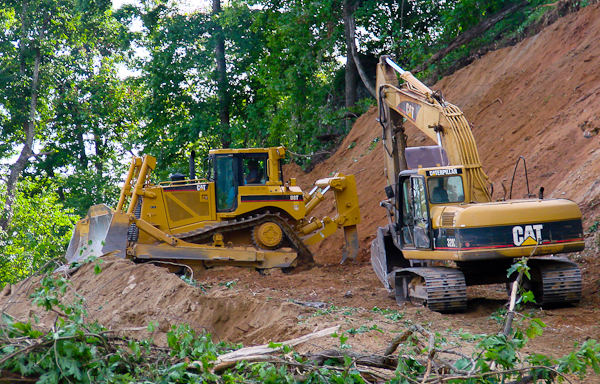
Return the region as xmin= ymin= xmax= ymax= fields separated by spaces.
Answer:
xmin=396 ymin=171 xmax=432 ymax=250
xmin=425 ymin=172 xmax=466 ymax=204
xmin=394 ymin=166 xmax=467 ymax=251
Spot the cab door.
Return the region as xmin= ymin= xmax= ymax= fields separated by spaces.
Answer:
xmin=214 ymin=155 xmax=239 ymax=212
xmin=411 ymin=176 xmax=433 ymax=249
xmin=398 ymin=176 xmax=415 ymax=248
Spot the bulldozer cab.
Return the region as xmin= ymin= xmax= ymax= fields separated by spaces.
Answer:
xmin=209 ymin=149 xmax=279 ymax=212
xmin=396 ymin=166 xmax=466 ymax=250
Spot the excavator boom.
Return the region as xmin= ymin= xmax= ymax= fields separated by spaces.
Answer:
xmin=377 ymin=55 xmax=491 ymax=203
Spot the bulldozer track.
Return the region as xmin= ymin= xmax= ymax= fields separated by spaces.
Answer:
xmin=395 ymin=267 xmax=467 ymax=313
xmin=529 ymin=258 xmax=582 ymax=306
xmin=174 ymin=213 xmax=315 ymax=268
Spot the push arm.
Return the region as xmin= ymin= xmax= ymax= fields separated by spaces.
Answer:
xmin=298 ymin=174 xmax=361 ymax=263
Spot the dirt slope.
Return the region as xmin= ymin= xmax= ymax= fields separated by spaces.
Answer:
xmin=2 ymin=3 xmax=600 ymax=376
xmin=435 ymin=5 xmax=600 ymax=222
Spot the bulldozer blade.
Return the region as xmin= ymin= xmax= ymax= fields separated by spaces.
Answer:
xmin=341 ymin=225 xmax=359 ymax=264
xmin=64 ymin=204 xmax=129 ymax=266
xmin=370 ymin=226 xmax=392 ymax=291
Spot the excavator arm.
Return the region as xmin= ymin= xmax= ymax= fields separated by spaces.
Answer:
xmin=376 ymin=56 xmax=491 ymax=203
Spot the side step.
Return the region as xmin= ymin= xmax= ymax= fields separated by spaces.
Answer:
xmin=394 ymin=267 xmax=467 ymax=313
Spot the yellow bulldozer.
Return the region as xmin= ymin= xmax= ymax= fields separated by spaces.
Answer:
xmin=371 ymin=56 xmax=584 ymax=312
xmin=65 ymin=147 xmax=361 ymax=273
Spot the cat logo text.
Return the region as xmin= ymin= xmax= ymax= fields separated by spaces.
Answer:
xmin=512 ymin=224 xmax=543 ymax=246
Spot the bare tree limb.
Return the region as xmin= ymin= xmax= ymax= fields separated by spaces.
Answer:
xmin=412 ymin=1 xmax=527 ymax=74
xmin=348 ymin=16 xmax=376 ymax=98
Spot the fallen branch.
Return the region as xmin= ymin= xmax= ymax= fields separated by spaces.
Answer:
xmin=306 ymin=349 xmax=398 ymax=370
xmin=286 ymin=150 xmax=332 ymax=159
xmin=190 ymin=325 xmax=340 ymax=370
xmin=384 ymin=328 xmax=414 ymax=356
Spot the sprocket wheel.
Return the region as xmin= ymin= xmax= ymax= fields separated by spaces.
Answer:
xmin=252 ymin=221 xmax=284 ymax=250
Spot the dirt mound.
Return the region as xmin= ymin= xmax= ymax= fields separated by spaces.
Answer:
xmin=284 ymin=108 xmax=388 ymax=265
xmin=0 ymin=257 xmax=315 ymax=346
xmin=435 ymin=3 xmax=600 ymax=222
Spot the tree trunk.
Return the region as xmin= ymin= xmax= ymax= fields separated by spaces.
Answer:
xmin=0 ymin=11 xmax=49 ymax=232
xmin=76 ymin=130 xmax=88 ymax=167
xmin=348 ymin=16 xmax=375 ymax=98
xmin=213 ymin=0 xmax=231 ymax=148
xmin=343 ymin=0 xmax=358 ymax=130
xmin=93 ymin=133 xmax=104 ymax=176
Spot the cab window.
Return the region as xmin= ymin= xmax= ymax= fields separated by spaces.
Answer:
xmin=427 ymin=175 xmax=465 ymax=204
xmin=242 ymin=157 xmax=266 ymax=185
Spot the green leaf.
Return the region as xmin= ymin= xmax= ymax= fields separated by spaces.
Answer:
xmin=521 ymin=290 xmax=536 ymax=304
xmin=526 ymin=318 xmax=546 ymax=339
xmin=506 ymin=263 xmax=519 ymax=278
xmin=268 ymin=341 xmax=282 ymax=349
xmin=343 ymin=354 xmax=352 ymax=366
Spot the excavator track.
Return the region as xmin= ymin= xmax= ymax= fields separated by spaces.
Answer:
xmin=394 ymin=267 xmax=467 ymax=313
xmin=173 ymin=213 xmax=315 ymax=268
xmin=528 ymin=258 xmax=582 ymax=306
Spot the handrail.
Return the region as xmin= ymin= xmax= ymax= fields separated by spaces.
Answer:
xmin=157 ymin=178 xmax=210 ymax=187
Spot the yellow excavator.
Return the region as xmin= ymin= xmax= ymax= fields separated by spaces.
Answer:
xmin=371 ymin=56 xmax=584 ymax=312
xmin=65 ymin=147 xmax=360 ymax=273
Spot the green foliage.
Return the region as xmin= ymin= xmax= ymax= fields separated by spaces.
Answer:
xmin=371 ymin=306 xmax=405 ymax=321
xmin=346 ymin=324 xmax=383 ymax=335
xmin=332 ymin=330 xmax=351 ymax=349
xmin=557 ymin=339 xmax=600 ymax=378
xmin=180 ymin=275 xmax=198 ymax=287
xmin=218 ymin=280 xmax=238 ymax=289
xmin=507 ymin=257 xmax=531 ymax=280
xmin=0 ymin=182 xmax=77 ymax=288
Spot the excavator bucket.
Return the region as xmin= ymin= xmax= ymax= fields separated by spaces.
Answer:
xmin=341 ymin=225 xmax=359 ymax=263
xmin=370 ymin=225 xmax=411 ymax=291
xmin=64 ymin=204 xmax=129 ymax=265
xmin=370 ymin=226 xmax=392 ymax=291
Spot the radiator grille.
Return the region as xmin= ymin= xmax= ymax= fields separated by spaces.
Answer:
xmin=441 ymin=212 xmax=456 ymax=227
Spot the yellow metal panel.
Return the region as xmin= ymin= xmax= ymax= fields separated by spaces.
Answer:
xmin=132 ymin=243 xmax=298 ymax=269
xmin=454 ymin=199 xmax=580 ymax=228
xmin=161 ymin=182 xmax=217 ymax=229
